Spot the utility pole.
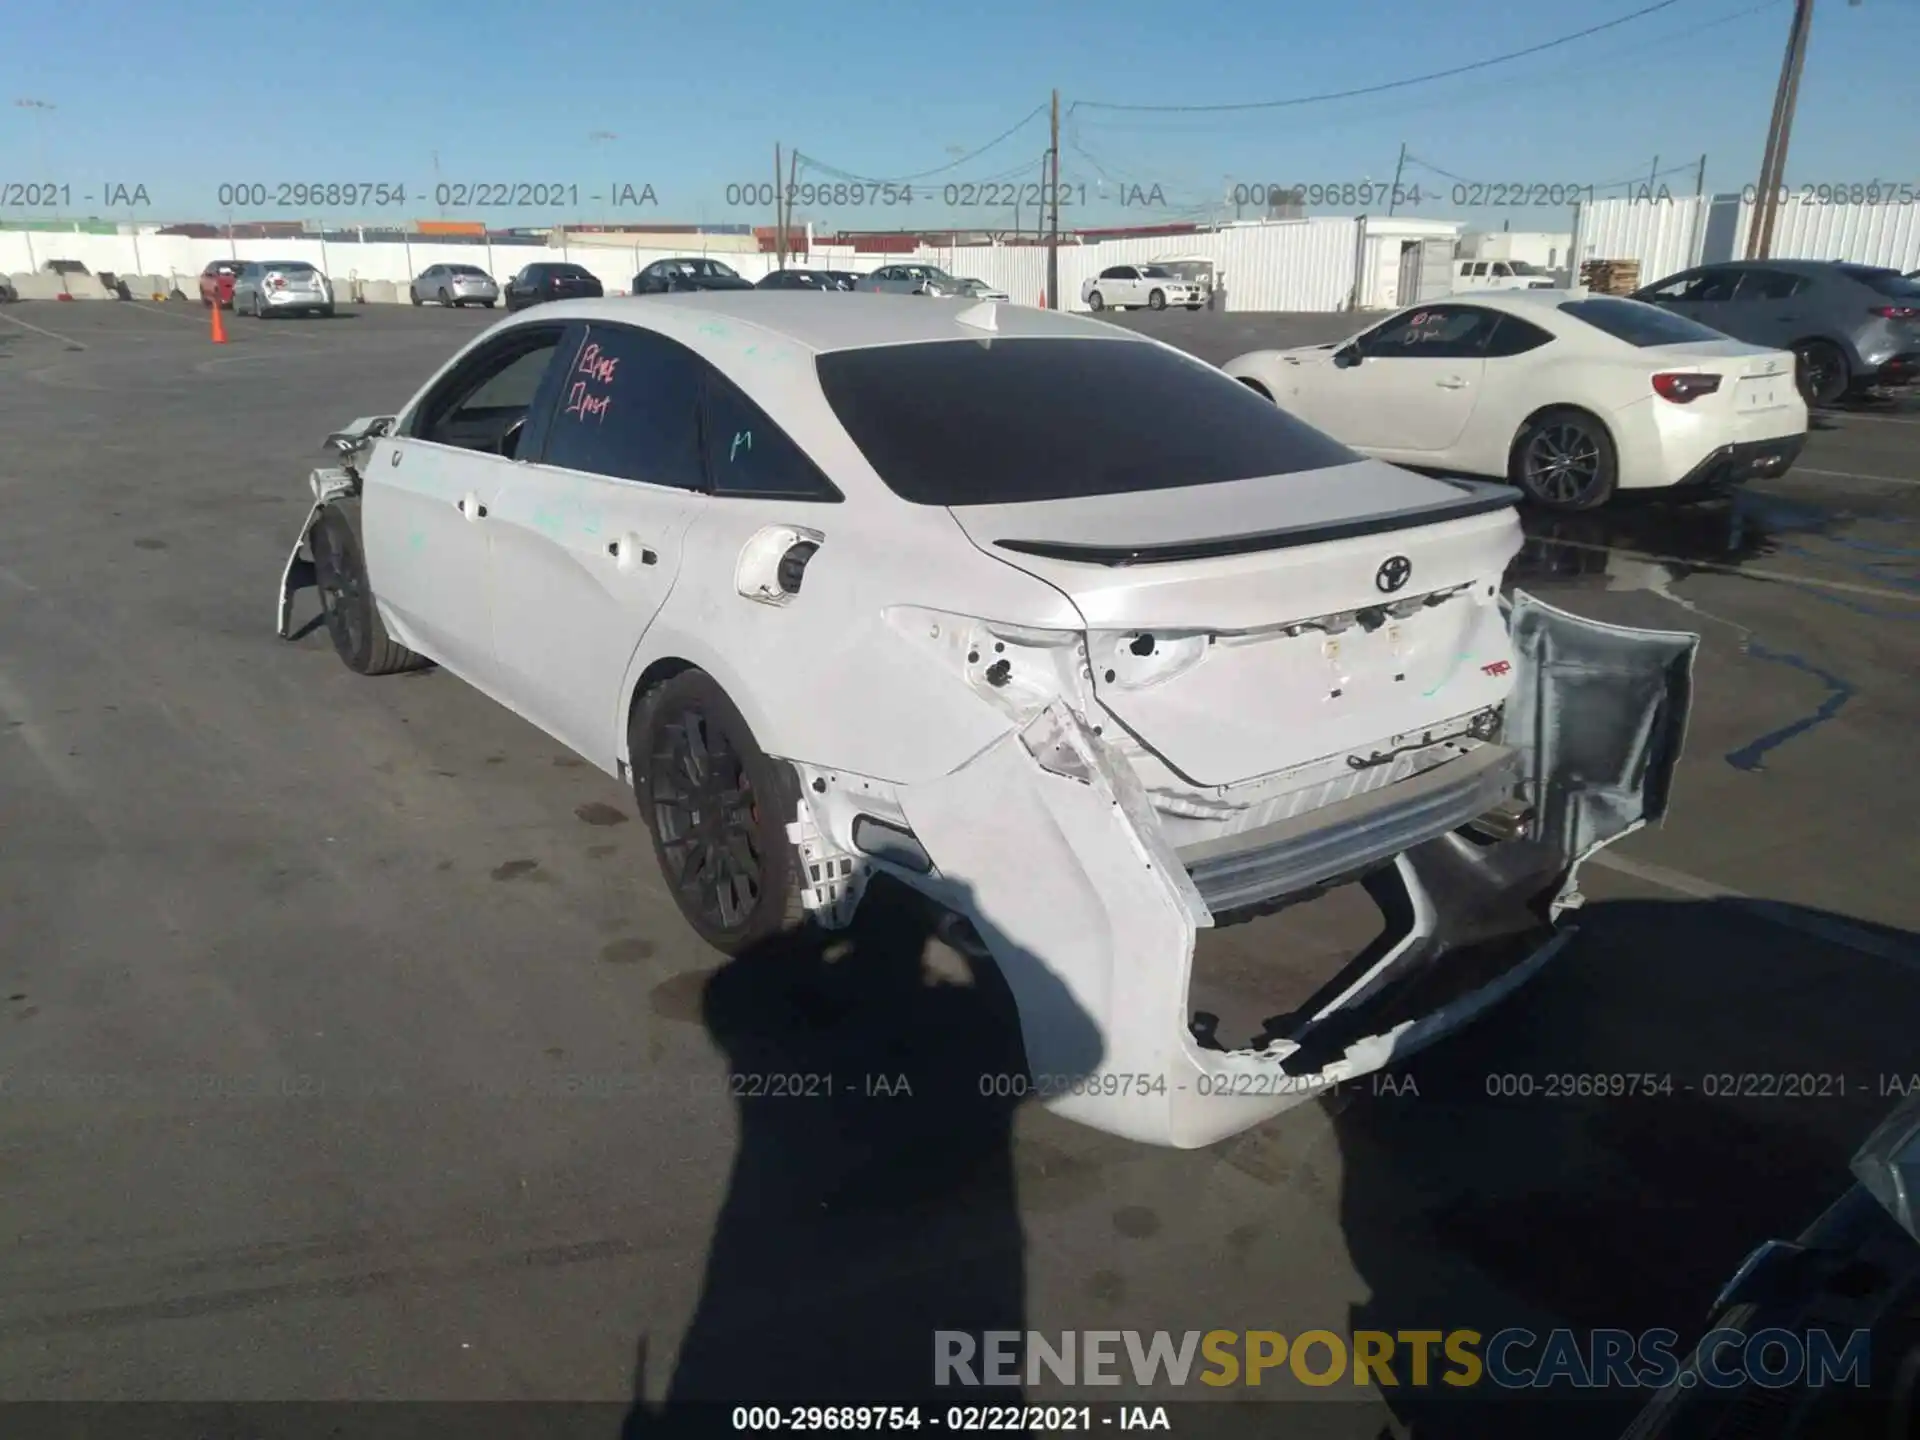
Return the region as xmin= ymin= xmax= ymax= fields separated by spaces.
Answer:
xmin=1695 ymin=154 xmax=1708 ymax=197
xmin=786 ymin=148 xmax=799 ymax=262
xmin=1646 ymin=155 xmax=1660 ymax=198
xmin=1387 ymin=141 xmax=1408 ymax=216
xmin=773 ymin=143 xmax=786 ymax=270
xmin=1046 ymin=89 xmax=1060 ymax=309
xmin=1749 ymin=0 xmax=1815 ymax=258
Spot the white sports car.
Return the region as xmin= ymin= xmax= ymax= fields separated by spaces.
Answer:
xmin=1223 ymin=289 xmax=1809 ymax=511
xmin=276 ymin=292 xmax=1698 ymax=1149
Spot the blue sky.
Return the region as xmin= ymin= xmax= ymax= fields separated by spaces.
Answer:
xmin=3 ymin=0 xmax=1917 ymax=230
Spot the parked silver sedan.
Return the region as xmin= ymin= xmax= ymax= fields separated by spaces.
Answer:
xmin=854 ymin=263 xmax=977 ymax=297
xmin=232 ymin=260 xmax=335 ymax=319
xmin=410 ymin=263 xmax=499 ymax=308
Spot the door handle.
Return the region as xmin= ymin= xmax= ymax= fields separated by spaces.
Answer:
xmin=1436 ymin=377 xmax=1468 ymax=389
xmin=457 ymin=495 xmax=488 ymax=519
xmin=606 ymin=537 xmax=658 ymax=566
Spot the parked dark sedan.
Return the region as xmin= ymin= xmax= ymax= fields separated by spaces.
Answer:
xmin=825 ymin=270 xmax=862 ymax=291
xmin=503 ymin=262 xmax=603 ymax=312
xmin=756 ymin=268 xmax=844 ymax=291
xmin=1632 ymin=259 xmax=1920 ymax=406
xmin=631 ymin=257 xmax=756 ymax=294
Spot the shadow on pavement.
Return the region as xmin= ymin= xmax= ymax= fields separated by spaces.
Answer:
xmin=1331 ymin=896 xmax=1920 ymax=1439
xmin=621 ymin=877 xmax=1102 ymax=1438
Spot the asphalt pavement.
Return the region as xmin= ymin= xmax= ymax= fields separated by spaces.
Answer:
xmin=2 ymin=297 xmax=1917 ymax=1438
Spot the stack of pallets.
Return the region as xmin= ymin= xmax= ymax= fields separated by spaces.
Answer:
xmin=1579 ymin=259 xmax=1642 ymax=296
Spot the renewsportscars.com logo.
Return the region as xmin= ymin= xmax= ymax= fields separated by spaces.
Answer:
xmin=934 ymin=1328 xmax=1873 ymax=1391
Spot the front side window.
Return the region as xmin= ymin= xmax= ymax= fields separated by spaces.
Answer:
xmin=535 ymin=324 xmax=704 ymax=490
xmin=815 ymin=337 xmax=1358 ymax=506
xmin=1363 ymin=305 xmax=1501 ymax=357
xmin=410 ymin=325 xmax=569 ymax=451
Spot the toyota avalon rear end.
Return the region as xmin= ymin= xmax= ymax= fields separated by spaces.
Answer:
xmin=808 ymin=326 xmax=1700 ymax=1147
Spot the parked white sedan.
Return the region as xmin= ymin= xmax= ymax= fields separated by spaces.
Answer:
xmin=1081 ymin=264 xmax=1204 ymax=312
xmin=275 ymin=292 xmax=1697 ymax=1148
xmin=1223 ymin=290 xmax=1808 ymax=510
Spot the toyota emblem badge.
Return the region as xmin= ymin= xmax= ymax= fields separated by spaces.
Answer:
xmin=1375 ymin=555 xmax=1412 ymax=593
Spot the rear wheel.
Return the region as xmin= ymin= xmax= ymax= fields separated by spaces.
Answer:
xmin=1088 ymin=291 xmax=1104 ymax=311
xmin=1185 ymin=302 xmax=1202 ymax=311
xmin=1510 ymin=408 xmax=1618 ymax=511
xmin=437 ymin=286 xmax=452 ymax=307
xmin=1794 ymin=340 xmax=1849 ymax=407
xmin=1149 ymin=289 xmax=1167 ymax=310
xmin=632 ymin=670 xmax=803 ymax=956
xmin=308 ymin=506 xmax=429 ymax=676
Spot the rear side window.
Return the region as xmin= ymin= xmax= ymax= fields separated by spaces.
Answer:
xmin=536 ymin=324 xmax=704 ymax=490
xmin=702 ymin=371 xmax=841 ymax=501
xmin=1484 ymin=315 xmax=1556 ymax=357
xmin=814 ymin=337 xmax=1359 ymax=507
xmin=1560 ymin=297 xmax=1723 ymax=348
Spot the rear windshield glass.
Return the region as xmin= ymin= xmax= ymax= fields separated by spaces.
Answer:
xmin=814 ymin=337 xmax=1360 ymax=506
xmin=449 ymin=265 xmax=488 ymax=277
xmin=266 ymin=262 xmax=315 ymax=273
xmin=1837 ymin=265 xmax=1920 ymax=299
xmin=1559 ymin=297 xmax=1721 ymax=347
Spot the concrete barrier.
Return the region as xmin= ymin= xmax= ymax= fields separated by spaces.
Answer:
xmin=61 ymin=272 xmax=114 ymax=300
xmin=360 ymin=280 xmax=398 ymax=304
xmin=9 ymin=272 xmax=72 ymax=300
xmin=332 ymin=276 xmax=362 ymax=304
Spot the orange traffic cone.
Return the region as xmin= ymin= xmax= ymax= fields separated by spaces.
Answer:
xmin=210 ymin=299 xmax=228 ymax=345
xmin=1038 ymin=288 xmax=1046 ymax=308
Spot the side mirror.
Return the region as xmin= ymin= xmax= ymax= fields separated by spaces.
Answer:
xmin=1333 ymin=343 xmax=1363 ymax=368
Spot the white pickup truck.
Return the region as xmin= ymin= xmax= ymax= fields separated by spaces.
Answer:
xmin=1452 ymin=258 xmax=1561 ymax=292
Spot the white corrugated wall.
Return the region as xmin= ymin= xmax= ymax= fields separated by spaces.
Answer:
xmin=1573 ymin=198 xmax=1708 ymax=280
xmin=3 ymin=217 xmax=1371 ymax=311
xmin=1573 ymin=196 xmax=1920 ymax=277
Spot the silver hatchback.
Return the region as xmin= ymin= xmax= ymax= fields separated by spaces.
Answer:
xmin=410 ymin=263 xmax=499 ymax=308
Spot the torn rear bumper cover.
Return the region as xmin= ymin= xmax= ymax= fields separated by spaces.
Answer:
xmin=893 ymin=591 xmax=1698 ymax=1148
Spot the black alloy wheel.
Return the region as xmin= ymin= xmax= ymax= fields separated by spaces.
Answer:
xmin=1513 ymin=408 xmax=1619 ymax=511
xmin=635 ymin=671 xmax=800 ymax=955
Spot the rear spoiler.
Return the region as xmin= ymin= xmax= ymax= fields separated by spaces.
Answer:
xmin=993 ymin=480 xmax=1516 ymax=568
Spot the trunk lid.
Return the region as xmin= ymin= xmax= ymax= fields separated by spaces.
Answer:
xmin=951 ymin=463 xmax=1525 ymax=787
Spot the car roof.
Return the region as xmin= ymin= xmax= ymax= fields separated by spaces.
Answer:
xmin=513 ymin=291 xmax=1144 ymax=355
xmin=1434 ymin=287 xmax=1593 ymax=312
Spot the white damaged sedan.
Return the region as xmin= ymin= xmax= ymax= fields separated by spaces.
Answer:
xmin=277 ymin=292 xmax=1699 ymax=1148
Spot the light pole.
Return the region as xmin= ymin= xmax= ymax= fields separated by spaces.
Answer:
xmin=14 ymin=99 xmax=57 ymax=223
xmin=589 ymin=131 xmax=617 ymax=226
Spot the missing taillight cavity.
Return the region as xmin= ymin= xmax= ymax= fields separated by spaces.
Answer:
xmin=1871 ymin=306 xmax=1919 ymax=321
xmin=1652 ymin=372 xmax=1722 ymax=404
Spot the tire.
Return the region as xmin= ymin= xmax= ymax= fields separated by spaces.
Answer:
xmin=1149 ymin=289 xmax=1167 ymax=311
xmin=201 ymin=294 xmax=213 ymax=308
xmin=1794 ymin=340 xmax=1849 ymax=408
xmin=1185 ymin=303 xmax=1202 ymax=311
xmin=1510 ymin=407 xmax=1619 ymax=512
xmin=632 ymin=669 xmax=804 ymax=956
xmin=485 ymin=299 xmax=497 ymax=309
xmin=410 ymin=290 xmax=422 ymax=307
xmin=1088 ymin=291 xmax=1104 ymax=311
xmin=437 ymin=287 xmax=451 ymax=307
xmin=308 ymin=505 xmax=429 ymax=676
xmin=319 ymin=305 xmax=334 ymax=318
xmin=251 ymin=292 xmax=266 ymax=319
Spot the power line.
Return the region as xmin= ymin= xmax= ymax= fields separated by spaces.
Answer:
xmin=1070 ymin=0 xmax=1691 ymax=113
xmin=1403 ymin=152 xmax=1700 ymax=190
xmin=796 ymin=105 xmax=1047 ymax=186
